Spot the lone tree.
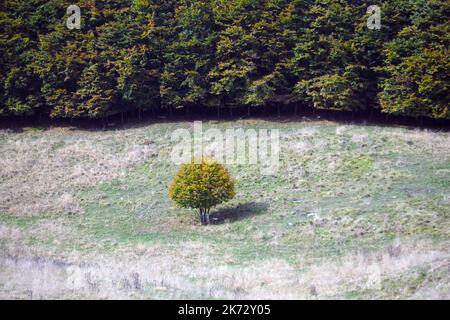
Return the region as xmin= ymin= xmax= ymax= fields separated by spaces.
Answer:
xmin=169 ymin=158 xmax=236 ymax=225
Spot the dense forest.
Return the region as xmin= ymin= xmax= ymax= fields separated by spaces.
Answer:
xmin=0 ymin=0 xmax=449 ymax=120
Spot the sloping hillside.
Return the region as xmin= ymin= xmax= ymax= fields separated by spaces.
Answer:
xmin=1 ymin=119 xmax=449 ymax=299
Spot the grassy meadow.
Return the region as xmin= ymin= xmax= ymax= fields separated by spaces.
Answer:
xmin=0 ymin=119 xmax=449 ymax=299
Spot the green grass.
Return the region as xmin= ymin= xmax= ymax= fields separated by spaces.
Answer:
xmin=0 ymin=119 xmax=449 ymax=299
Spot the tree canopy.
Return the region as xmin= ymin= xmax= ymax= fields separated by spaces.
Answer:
xmin=1 ymin=0 xmax=448 ymax=119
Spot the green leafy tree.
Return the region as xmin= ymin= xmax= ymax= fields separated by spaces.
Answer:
xmin=378 ymin=0 xmax=450 ymax=119
xmin=160 ymin=0 xmax=216 ymax=110
xmin=0 ymin=0 xmax=51 ymax=116
xmin=290 ymin=1 xmax=370 ymax=112
xmin=0 ymin=0 xmax=449 ymax=120
xmin=210 ymin=0 xmax=294 ymax=112
xmin=169 ymin=158 xmax=236 ymax=225
xmin=29 ymin=0 xmax=161 ymax=118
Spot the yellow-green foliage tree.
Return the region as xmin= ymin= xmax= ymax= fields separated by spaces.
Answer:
xmin=169 ymin=158 xmax=235 ymax=225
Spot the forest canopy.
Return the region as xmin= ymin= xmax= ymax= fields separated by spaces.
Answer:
xmin=0 ymin=0 xmax=449 ymax=119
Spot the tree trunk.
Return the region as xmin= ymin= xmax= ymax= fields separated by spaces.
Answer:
xmin=200 ymin=209 xmax=209 ymax=225
xmin=205 ymin=208 xmax=210 ymax=225
xmin=199 ymin=208 xmax=212 ymax=225
xmin=199 ymin=209 xmax=204 ymax=225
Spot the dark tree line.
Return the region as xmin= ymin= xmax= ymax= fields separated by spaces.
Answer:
xmin=1 ymin=0 xmax=449 ymax=120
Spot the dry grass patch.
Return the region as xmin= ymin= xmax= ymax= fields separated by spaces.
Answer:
xmin=0 ymin=127 xmax=157 ymax=216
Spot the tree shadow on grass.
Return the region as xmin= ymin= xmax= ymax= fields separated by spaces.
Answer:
xmin=210 ymin=202 xmax=268 ymax=224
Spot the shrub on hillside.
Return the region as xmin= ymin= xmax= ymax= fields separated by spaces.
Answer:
xmin=169 ymin=158 xmax=236 ymax=225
